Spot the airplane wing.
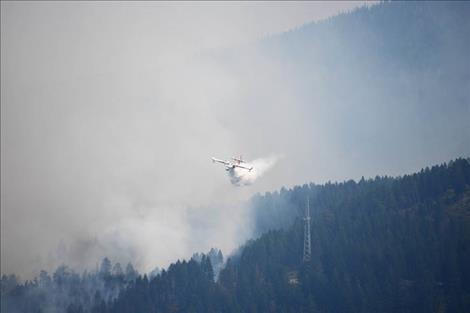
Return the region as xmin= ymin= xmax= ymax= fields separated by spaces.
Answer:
xmin=234 ymin=164 xmax=253 ymax=171
xmin=212 ymin=157 xmax=230 ymax=166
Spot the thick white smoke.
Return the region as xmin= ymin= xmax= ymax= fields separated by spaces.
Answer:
xmin=228 ymin=157 xmax=278 ymax=186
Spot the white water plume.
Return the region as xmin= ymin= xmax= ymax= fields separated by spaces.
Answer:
xmin=229 ymin=157 xmax=278 ymax=186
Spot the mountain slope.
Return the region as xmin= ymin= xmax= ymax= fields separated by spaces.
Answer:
xmin=2 ymin=159 xmax=469 ymax=313
xmin=211 ymin=1 xmax=470 ymax=183
xmin=85 ymin=158 xmax=470 ymax=313
xmin=224 ymin=158 xmax=470 ymax=313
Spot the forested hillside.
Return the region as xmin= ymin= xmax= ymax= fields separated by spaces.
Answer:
xmin=0 ymin=259 xmax=144 ymax=313
xmin=224 ymin=158 xmax=470 ymax=313
xmin=4 ymin=158 xmax=467 ymax=313
xmin=103 ymin=159 xmax=470 ymax=312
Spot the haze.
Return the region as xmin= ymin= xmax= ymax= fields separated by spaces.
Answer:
xmin=2 ymin=1 xmax=468 ymax=280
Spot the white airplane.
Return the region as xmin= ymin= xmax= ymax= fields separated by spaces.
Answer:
xmin=211 ymin=155 xmax=253 ymax=172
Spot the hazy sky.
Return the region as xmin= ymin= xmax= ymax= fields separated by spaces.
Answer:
xmin=4 ymin=1 xmax=468 ymax=281
xmin=1 ymin=1 xmax=376 ymax=279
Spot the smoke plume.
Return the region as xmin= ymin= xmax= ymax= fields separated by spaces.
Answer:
xmin=2 ymin=2 xmax=468 ymax=280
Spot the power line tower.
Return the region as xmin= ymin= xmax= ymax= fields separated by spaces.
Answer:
xmin=303 ymin=197 xmax=311 ymax=262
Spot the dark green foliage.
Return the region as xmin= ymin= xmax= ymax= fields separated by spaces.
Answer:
xmin=96 ymin=158 xmax=469 ymax=313
xmin=107 ymin=256 xmax=219 ymax=313
xmin=224 ymin=158 xmax=470 ymax=313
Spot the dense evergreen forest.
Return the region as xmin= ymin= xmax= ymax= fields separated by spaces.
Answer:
xmin=3 ymin=158 xmax=470 ymax=312
xmin=227 ymin=158 xmax=470 ymax=313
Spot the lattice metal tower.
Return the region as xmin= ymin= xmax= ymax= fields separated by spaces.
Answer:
xmin=303 ymin=197 xmax=311 ymax=262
